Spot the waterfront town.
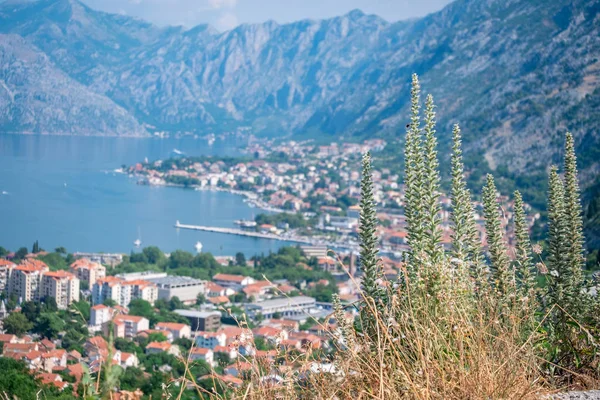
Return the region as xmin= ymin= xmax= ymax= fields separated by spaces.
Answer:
xmin=128 ymin=138 xmax=539 ymax=256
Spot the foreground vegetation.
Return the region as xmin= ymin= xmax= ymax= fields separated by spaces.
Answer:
xmin=220 ymin=75 xmax=600 ymax=399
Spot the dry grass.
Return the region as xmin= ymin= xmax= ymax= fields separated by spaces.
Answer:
xmin=172 ymin=262 xmax=551 ymax=400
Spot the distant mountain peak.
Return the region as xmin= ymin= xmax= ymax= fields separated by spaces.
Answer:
xmin=345 ymin=9 xmax=366 ymax=19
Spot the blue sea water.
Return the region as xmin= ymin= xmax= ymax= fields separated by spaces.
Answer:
xmin=0 ymin=134 xmax=283 ymax=257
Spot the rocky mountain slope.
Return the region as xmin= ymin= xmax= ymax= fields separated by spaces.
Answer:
xmin=0 ymin=0 xmax=598 ymax=176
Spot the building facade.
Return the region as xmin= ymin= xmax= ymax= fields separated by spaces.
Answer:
xmin=1 ymin=261 xmax=80 ymax=308
xmin=69 ymin=259 xmax=106 ymax=287
xmin=92 ymin=277 xmax=157 ymax=307
xmin=174 ymin=310 xmax=221 ymax=332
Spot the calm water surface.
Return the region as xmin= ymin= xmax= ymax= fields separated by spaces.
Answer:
xmin=0 ymin=135 xmax=283 ymax=257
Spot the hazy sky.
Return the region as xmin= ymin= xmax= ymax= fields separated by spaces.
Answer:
xmin=81 ymin=0 xmax=454 ymax=31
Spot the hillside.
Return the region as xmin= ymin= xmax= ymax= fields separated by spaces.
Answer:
xmin=0 ymin=0 xmax=598 ymax=176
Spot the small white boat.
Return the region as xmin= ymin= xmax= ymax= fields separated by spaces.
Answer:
xmin=173 ymin=149 xmax=184 ymax=155
xmin=194 ymin=241 xmax=203 ymax=252
xmin=134 ymin=227 xmax=142 ymax=247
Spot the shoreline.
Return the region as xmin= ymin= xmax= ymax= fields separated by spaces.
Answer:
xmin=134 ymin=176 xmax=287 ymax=214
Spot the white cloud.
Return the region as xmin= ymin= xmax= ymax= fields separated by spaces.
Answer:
xmin=208 ymin=0 xmax=237 ymax=9
xmin=215 ymin=12 xmax=239 ymax=30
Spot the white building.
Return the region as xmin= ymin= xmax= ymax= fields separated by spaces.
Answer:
xmin=212 ymin=274 xmax=255 ymax=291
xmin=190 ymin=348 xmax=214 ymax=366
xmin=109 ymin=315 xmax=149 ymax=338
xmin=194 ymin=331 xmax=227 ymax=349
xmin=39 ymin=271 xmax=80 ymax=309
xmin=245 ymin=296 xmax=317 ymax=319
xmin=155 ymin=322 xmax=192 ymax=341
xmin=92 ymin=277 xmax=157 ymax=307
xmin=89 ymin=304 xmax=117 ymax=331
xmin=146 ymin=275 xmax=206 ymax=304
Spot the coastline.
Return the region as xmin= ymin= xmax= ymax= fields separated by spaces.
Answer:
xmin=134 ymin=176 xmax=287 ymax=214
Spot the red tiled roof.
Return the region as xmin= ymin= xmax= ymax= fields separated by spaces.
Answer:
xmin=146 ymin=341 xmax=171 ymax=351
xmin=155 ymin=322 xmax=189 ymax=331
xmin=208 ymin=296 xmax=230 ymax=305
xmin=213 ymin=273 xmax=248 ymax=283
xmin=113 ymin=315 xmax=146 ymax=324
xmin=191 ymin=348 xmax=211 ymax=355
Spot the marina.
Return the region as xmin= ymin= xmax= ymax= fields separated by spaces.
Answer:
xmin=174 ymin=221 xmax=312 ymax=244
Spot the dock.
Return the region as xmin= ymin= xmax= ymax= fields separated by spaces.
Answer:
xmin=174 ymin=221 xmax=312 ymax=244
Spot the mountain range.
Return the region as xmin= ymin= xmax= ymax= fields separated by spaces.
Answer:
xmin=0 ymin=0 xmax=599 ymax=179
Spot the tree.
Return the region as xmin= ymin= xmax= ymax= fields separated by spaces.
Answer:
xmin=147 ymin=332 xmax=168 ymax=343
xmin=168 ymin=296 xmax=184 ymax=311
xmin=54 ymin=247 xmax=67 ymax=254
xmin=173 ymin=338 xmax=192 ymax=350
xmin=103 ymin=298 xmax=117 ymax=307
xmin=3 ymin=312 xmax=33 ymax=336
xmin=143 ymin=246 xmax=165 ymax=265
xmin=482 ymin=174 xmax=514 ymax=303
xmin=14 ymin=247 xmax=28 ymax=261
xmin=34 ymin=313 xmax=66 ymax=339
xmin=32 ymin=240 xmax=39 ymax=254
xmin=128 ymin=299 xmax=154 ymax=320
xmin=0 ymin=246 xmax=8 ymax=257
xmin=41 ymin=296 xmax=58 ymax=313
xmin=235 ymin=252 xmax=247 ymax=266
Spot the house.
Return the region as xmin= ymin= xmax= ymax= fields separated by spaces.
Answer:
xmin=212 ymin=274 xmax=255 ymax=291
xmin=207 ymin=295 xmax=231 ymax=306
xmin=120 ymin=352 xmax=139 ymax=368
xmin=252 ymin=326 xmax=287 ymax=344
xmin=254 ymin=350 xmax=277 ymax=362
xmin=260 ymin=319 xmax=299 ymax=332
xmin=189 ymin=347 xmax=214 ymax=366
xmin=279 ymin=339 xmax=302 ymax=351
xmin=145 ymin=341 xmax=180 ymax=356
xmin=42 ymin=349 xmax=67 ymax=369
xmin=213 ymin=345 xmax=238 ymax=360
xmin=155 ymin=322 xmax=191 ymax=341
xmin=242 ymin=281 xmax=275 ymax=300
xmin=84 ymin=336 xmax=121 ymax=367
xmin=0 ymin=334 xmax=18 ymax=345
xmin=137 ymin=329 xmax=173 ymax=342
xmin=195 ymin=331 xmax=227 ymax=349
xmin=201 ymin=374 xmax=243 ymax=388
xmin=38 ymin=373 xmax=69 ymax=391
xmin=224 ymin=361 xmax=253 ymax=378
xmin=89 ymin=304 xmax=119 ymax=331
xmin=174 ymin=310 xmax=221 ymax=332
xmin=108 ymin=315 xmax=150 ymax=338
xmin=205 ymin=282 xmax=235 ymax=298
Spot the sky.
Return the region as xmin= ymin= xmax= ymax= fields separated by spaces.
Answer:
xmin=81 ymin=0 xmax=454 ymax=31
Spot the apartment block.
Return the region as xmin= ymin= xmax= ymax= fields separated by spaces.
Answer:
xmin=92 ymin=277 xmax=157 ymax=307
xmin=107 ymin=315 xmax=150 ymax=338
xmin=39 ymin=271 xmax=80 ymax=309
xmin=69 ymin=259 xmax=106 ymax=287
xmin=1 ymin=260 xmax=80 ymax=309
